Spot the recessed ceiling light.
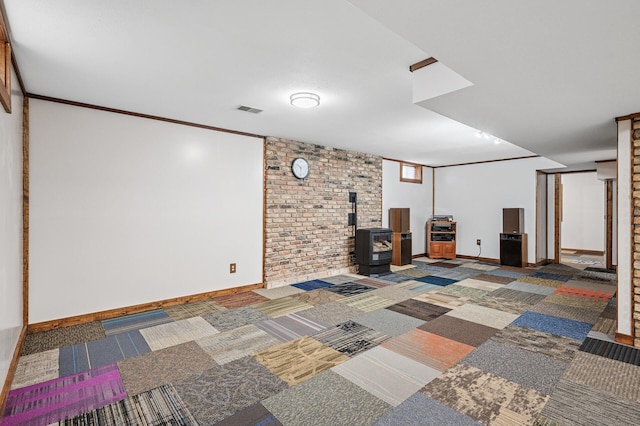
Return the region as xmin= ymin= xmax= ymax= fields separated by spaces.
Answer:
xmin=290 ymin=92 xmax=320 ymax=108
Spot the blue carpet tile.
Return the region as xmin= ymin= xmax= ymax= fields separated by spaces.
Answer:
xmin=375 ymin=273 xmax=413 ymax=283
xmin=292 ymin=279 xmax=334 ymax=291
xmin=59 ymin=331 xmax=151 ymax=376
xmin=579 ymin=337 xmax=640 ymax=366
xmin=512 ymin=311 xmax=592 ymax=341
xmin=415 ymin=275 xmax=458 ymax=286
xmin=530 ymin=271 xmax=572 ymax=282
xmin=101 ymin=309 xmax=173 ymax=335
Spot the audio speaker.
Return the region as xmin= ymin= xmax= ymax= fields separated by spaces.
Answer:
xmin=500 ymin=233 xmax=528 ymax=267
xmin=389 ymin=208 xmax=410 ymax=233
xmin=503 ymin=208 xmax=524 ymax=234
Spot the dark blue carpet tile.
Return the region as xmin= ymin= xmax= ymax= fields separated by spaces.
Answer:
xmin=415 ymin=275 xmax=458 ymax=286
xmin=530 ymin=271 xmax=572 ymax=282
xmin=292 ymin=279 xmax=334 ymax=291
xmin=485 ymin=269 xmax=526 ymax=279
xmin=579 ymin=337 xmax=640 ymax=366
xmin=512 ymin=312 xmax=592 ymax=341
xmin=375 ymin=273 xmax=413 ymax=283
xmin=59 ymin=331 xmax=151 ymax=376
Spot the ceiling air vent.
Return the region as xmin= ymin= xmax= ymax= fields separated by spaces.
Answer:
xmin=237 ymin=105 xmax=263 ymax=114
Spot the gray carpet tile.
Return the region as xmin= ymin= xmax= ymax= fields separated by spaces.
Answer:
xmin=353 ymin=277 xmax=395 ymax=288
xmin=369 ymin=286 xmax=416 ymax=302
xmin=462 ymin=340 xmax=569 ymax=394
xmin=473 ymin=295 xmax=532 ymax=315
xmin=436 ymin=267 xmax=484 ymax=281
xmin=490 ymin=325 xmax=581 ymax=363
xmin=579 ymin=337 xmax=640 ymax=366
xmin=539 ymin=378 xmax=640 ymax=425
xmin=528 ymin=301 xmax=602 ymax=324
xmin=319 ymin=274 xmax=358 ymax=285
xmin=504 ymin=280 xmax=556 ymax=296
xmin=21 ymin=322 xmax=106 ymax=355
xmin=418 ymin=316 xmax=499 ymax=347
xmin=577 ymin=269 xmax=617 ymax=283
xmin=352 ymin=309 xmax=426 ymax=337
xmin=375 ymin=273 xmax=413 ymax=283
xmin=473 ymin=273 xmax=516 ymax=285
xmin=262 ymin=371 xmax=393 ymax=426
xmin=490 ymin=288 xmax=547 ymax=305
xmin=312 ymin=320 xmax=390 ymax=357
xmin=325 ymin=282 xmax=376 ymax=296
xmin=564 ymin=278 xmax=617 ymax=292
xmin=374 ymin=393 xmax=481 ymax=426
xmin=386 ymin=299 xmax=451 ymax=322
xmin=437 ymin=284 xmax=489 ymax=300
xmin=215 ymin=402 xmax=282 ymax=426
xmin=395 ymin=268 xmax=432 ymax=278
xmin=296 ymin=301 xmax=365 ymax=326
xmin=202 ymin=306 xmax=270 ymax=332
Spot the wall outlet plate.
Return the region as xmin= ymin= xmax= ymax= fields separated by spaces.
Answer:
xmin=476 ymin=239 xmax=481 ymax=245
xmin=230 ymin=263 xmax=236 ymax=273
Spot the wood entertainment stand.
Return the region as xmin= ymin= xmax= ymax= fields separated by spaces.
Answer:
xmin=427 ymin=220 xmax=456 ymax=260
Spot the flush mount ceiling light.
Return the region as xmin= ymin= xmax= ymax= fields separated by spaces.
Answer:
xmin=290 ymin=92 xmax=320 ymax=108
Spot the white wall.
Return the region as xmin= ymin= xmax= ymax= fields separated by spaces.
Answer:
xmin=561 ymin=172 xmax=604 ymax=251
xmin=382 ymin=160 xmax=433 ymax=255
xmin=617 ymin=119 xmax=632 ymax=336
xmin=29 ymin=100 xmax=263 ymax=324
xmin=434 ymin=157 xmax=560 ymax=263
xmin=0 ymin=69 xmax=24 ymax=390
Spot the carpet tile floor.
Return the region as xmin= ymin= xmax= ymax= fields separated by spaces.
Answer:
xmin=6 ymin=257 xmax=638 ymax=425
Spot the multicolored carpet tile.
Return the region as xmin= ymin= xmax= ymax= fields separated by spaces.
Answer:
xmin=101 ymin=309 xmax=173 ymax=335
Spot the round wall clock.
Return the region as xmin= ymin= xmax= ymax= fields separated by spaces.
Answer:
xmin=292 ymin=157 xmax=310 ymax=179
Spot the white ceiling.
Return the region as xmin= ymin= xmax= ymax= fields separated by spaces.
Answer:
xmin=4 ymin=0 xmax=638 ymax=168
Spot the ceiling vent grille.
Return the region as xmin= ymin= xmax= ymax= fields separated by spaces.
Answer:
xmin=237 ymin=105 xmax=263 ymax=114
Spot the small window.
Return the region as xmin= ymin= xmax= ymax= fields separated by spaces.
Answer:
xmin=400 ymin=162 xmax=422 ymax=183
xmin=0 ymin=8 xmax=11 ymax=113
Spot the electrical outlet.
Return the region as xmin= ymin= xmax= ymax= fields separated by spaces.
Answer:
xmin=476 ymin=239 xmax=481 ymax=246
xmin=230 ymin=263 xmax=236 ymax=273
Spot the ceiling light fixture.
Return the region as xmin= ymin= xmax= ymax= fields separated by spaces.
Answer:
xmin=290 ymin=92 xmax=320 ymax=108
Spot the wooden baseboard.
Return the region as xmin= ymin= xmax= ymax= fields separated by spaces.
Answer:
xmin=561 ymin=248 xmax=604 ymax=256
xmin=531 ymin=259 xmax=552 ymax=267
xmin=0 ymin=325 xmax=27 ymax=415
xmin=615 ymin=332 xmax=634 ymax=346
xmin=27 ymin=282 xmax=264 ymax=333
xmin=412 ymin=253 xmax=426 ymax=259
xmin=456 ymin=254 xmax=500 ymax=264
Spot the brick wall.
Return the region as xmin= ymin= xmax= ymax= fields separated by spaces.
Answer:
xmin=633 ymin=117 xmax=640 ymax=346
xmin=264 ymin=137 xmax=382 ymax=287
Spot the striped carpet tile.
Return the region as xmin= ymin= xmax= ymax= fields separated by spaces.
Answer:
xmin=579 ymin=337 xmax=640 ymax=366
xmin=3 ymin=364 xmax=126 ymax=426
xmin=313 ymin=320 xmax=390 ymax=357
xmin=255 ymin=313 xmax=330 ymax=342
xmin=102 ymin=310 xmax=173 ymax=335
xmin=338 ymin=293 xmax=396 ymax=312
xmin=553 ymin=286 xmax=612 ymax=302
xmin=164 ymin=300 xmax=227 ymax=321
xmin=251 ymin=296 xmax=314 ymax=318
xmin=196 ymin=325 xmax=280 ymax=365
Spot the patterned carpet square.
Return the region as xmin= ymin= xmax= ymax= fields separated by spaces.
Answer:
xmin=579 ymin=337 xmax=640 ymax=366
xmin=395 ymin=267 xmax=432 ymax=278
xmin=577 ymin=269 xmax=617 ymax=283
xmin=473 ymin=295 xmax=532 ymax=315
xmin=252 ymin=296 xmax=315 ymax=318
xmin=374 ymin=273 xmax=413 ymax=283
xmin=254 ymin=336 xmax=350 ymax=386
xmin=446 ymin=303 xmax=519 ymax=329
xmin=504 ymin=280 xmax=556 ymax=295
xmin=59 ymin=331 xmax=151 ymax=377
xmin=530 ymin=271 xmax=572 ymax=282
xmin=462 ymin=340 xmax=569 ymax=394
xmin=436 ymin=267 xmax=483 ymax=281
xmin=140 ymin=317 xmax=219 ymax=351
xmin=291 ymin=279 xmax=334 ymax=291
xmin=296 ymin=301 xmax=365 ymax=326
xmin=565 ymin=278 xmax=616 ymax=292
xmin=393 ymin=280 xmax=440 ymax=293
xmin=57 ymin=384 xmax=198 ymax=426
xmin=325 ymin=282 xmax=376 ymax=296
xmin=263 ymin=370 xmax=392 ymax=426
xmin=333 ymin=346 xmax=441 ymax=406
xmin=518 ymin=275 xmax=564 ymax=288
xmin=429 ymin=261 xmax=459 ymax=269
xmin=11 ymin=349 xmax=59 ymax=390
xmin=491 ymin=325 xmax=581 ymax=363
xmin=203 ymin=306 xmax=270 ymax=331
xmin=20 ymin=322 xmax=106 ymax=356
xmin=456 ymin=278 xmax=504 ymax=292
xmin=338 ymin=292 xmax=396 ymax=312
xmin=412 ymin=291 xmax=469 ymax=309
xmin=353 ymin=309 xmax=426 ymax=337
xmin=414 ymin=264 xmax=449 ymax=274
xmin=213 ymin=291 xmax=269 ymax=309
xmin=554 ymin=285 xmax=612 ymax=302
xmin=485 ymin=269 xmax=527 ymax=279
xmin=437 ymin=284 xmax=489 ymax=300
xmin=415 ymin=275 xmax=458 ymax=286
xmin=319 ymin=274 xmax=358 ymax=285
xmin=118 ymin=341 xmax=217 ymax=395
xmin=418 ymin=316 xmax=499 ymax=347
xmin=459 ymin=262 xmax=500 ymax=271
xmin=590 ymin=317 xmax=617 ymax=335
xmin=539 ymin=378 xmax=640 ymax=425
xmin=3 ymin=364 xmax=126 ymax=426
xmin=382 ymin=329 xmax=474 ymax=371
xmin=374 ymin=393 xmax=481 ymax=426
xmin=473 ymin=273 xmax=515 ymax=285
xmin=529 ymin=301 xmax=601 ymax=324
xmin=543 ymin=293 xmax=608 ymax=311
xmin=164 ymin=299 xmax=227 ymax=321
xmin=290 ymin=288 xmax=344 ymax=305
xmin=489 ymin=287 xmax=547 ymax=305
xmin=421 ymin=364 xmax=549 ymax=425
xmin=353 ymin=277 xmax=394 ymax=288
xmin=313 ymin=320 xmax=390 ymax=356
xmin=386 ymin=299 xmax=451 ymax=322
xmin=215 ymin=402 xmax=282 ymax=426
xmin=173 ymin=356 xmax=288 ymax=425
xmin=512 ymin=311 xmax=593 ymax=341
xmin=255 ymin=313 xmax=330 ymax=342
xmin=254 ymin=285 xmax=305 ymax=299
xmin=369 ymin=286 xmax=417 ymax=302
xmin=101 ymin=309 xmax=173 ymax=335
xmin=196 ymin=325 xmax=280 ymax=365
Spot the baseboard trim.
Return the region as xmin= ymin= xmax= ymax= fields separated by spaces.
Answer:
xmin=0 ymin=325 xmax=27 ymax=415
xmin=27 ymin=282 xmax=264 ymax=333
xmin=615 ymin=332 xmax=634 ymax=346
xmin=456 ymin=254 xmax=500 ymax=264
xmin=412 ymin=253 xmax=426 ymax=259
xmin=561 ymin=248 xmax=604 ymax=256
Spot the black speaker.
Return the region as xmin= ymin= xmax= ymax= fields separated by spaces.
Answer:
xmin=500 ymin=233 xmax=527 ymax=267
xmin=503 ymin=208 xmax=524 ymax=234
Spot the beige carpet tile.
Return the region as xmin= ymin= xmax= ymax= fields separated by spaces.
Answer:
xmin=395 ymin=268 xmax=432 ymax=278
xmin=591 ymin=317 xmax=617 ymax=335
xmin=455 ymin=278 xmax=504 ymax=291
xmin=353 ymin=277 xmax=395 ymax=288
xmin=518 ymin=276 xmax=564 ymax=288
xmin=445 ymin=303 xmax=519 ymax=329
xmin=254 ymin=336 xmax=350 ymax=386
xmin=563 ymin=351 xmax=640 ymax=402
xmin=489 ymin=288 xmax=547 ymax=305
xmin=474 ymin=295 xmax=532 ymax=315
xmin=528 ymin=301 xmax=601 ymax=324
xmin=196 ymin=325 xmax=281 ymax=365
xmin=140 ymin=317 xmax=219 ymax=351
xmin=202 ymin=307 xmax=269 ymax=332
xmin=295 ymin=301 xmax=365 ymax=326
xmin=437 ymin=284 xmax=489 ymax=300
xmin=289 ymin=288 xmax=344 ymax=306
xmin=164 ymin=300 xmax=227 ymax=321
xmin=412 ymin=291 xmax=470 ymax=310
xmin=490 ymin=325 xmax=581 ymax=363
xmin=543 ymin=293 xmax=608 ymax=312
xmin=564 ymin=278 xmax=617 ymax=292
xmin=213 ymin=291 xmax=270 ymax=309
xmin=337 ymin=293 xmax=396 ymax=312
xmin=473 ymin=273 xmax=516 ymax=285
xmin=251 ymin=296 xmax=315 ymax=318
xmin=253 ymin=286 xmax=305 ymax=300
xmin=118 ymin=341 xmax=218 ymax=396
xmin=369 ymin=286 xmax=417 ymax=303
xmin=11 ymin=349 xmax=59 ymax=389
xmin=20 ymin=322 xmax=106 ymax=355
xmin=459 ymin=262 xmax=500 ymax=271
xmin=393 ymin=280 xmax=439 ymax=293
xmin=422 ymin=363 xmax=549 ymax=426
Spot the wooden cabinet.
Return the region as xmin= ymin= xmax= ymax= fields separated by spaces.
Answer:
xmin=427 ymin=221 xmax=456 ymax=260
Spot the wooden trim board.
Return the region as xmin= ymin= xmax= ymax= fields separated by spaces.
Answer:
xmin=0 ymin=326 xmax=27 ymax=415
xmin=615 ymin=332 xmax=634 ymax=346
xmin=409 ymin=57 xmax=438 ymax=72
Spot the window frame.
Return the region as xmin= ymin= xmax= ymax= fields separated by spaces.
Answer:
xmin=399 ymin=161 xmax=423 ymax=184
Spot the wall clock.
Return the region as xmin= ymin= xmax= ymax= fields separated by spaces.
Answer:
xmin=292 ymin=157 xmax=310 ymax=179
